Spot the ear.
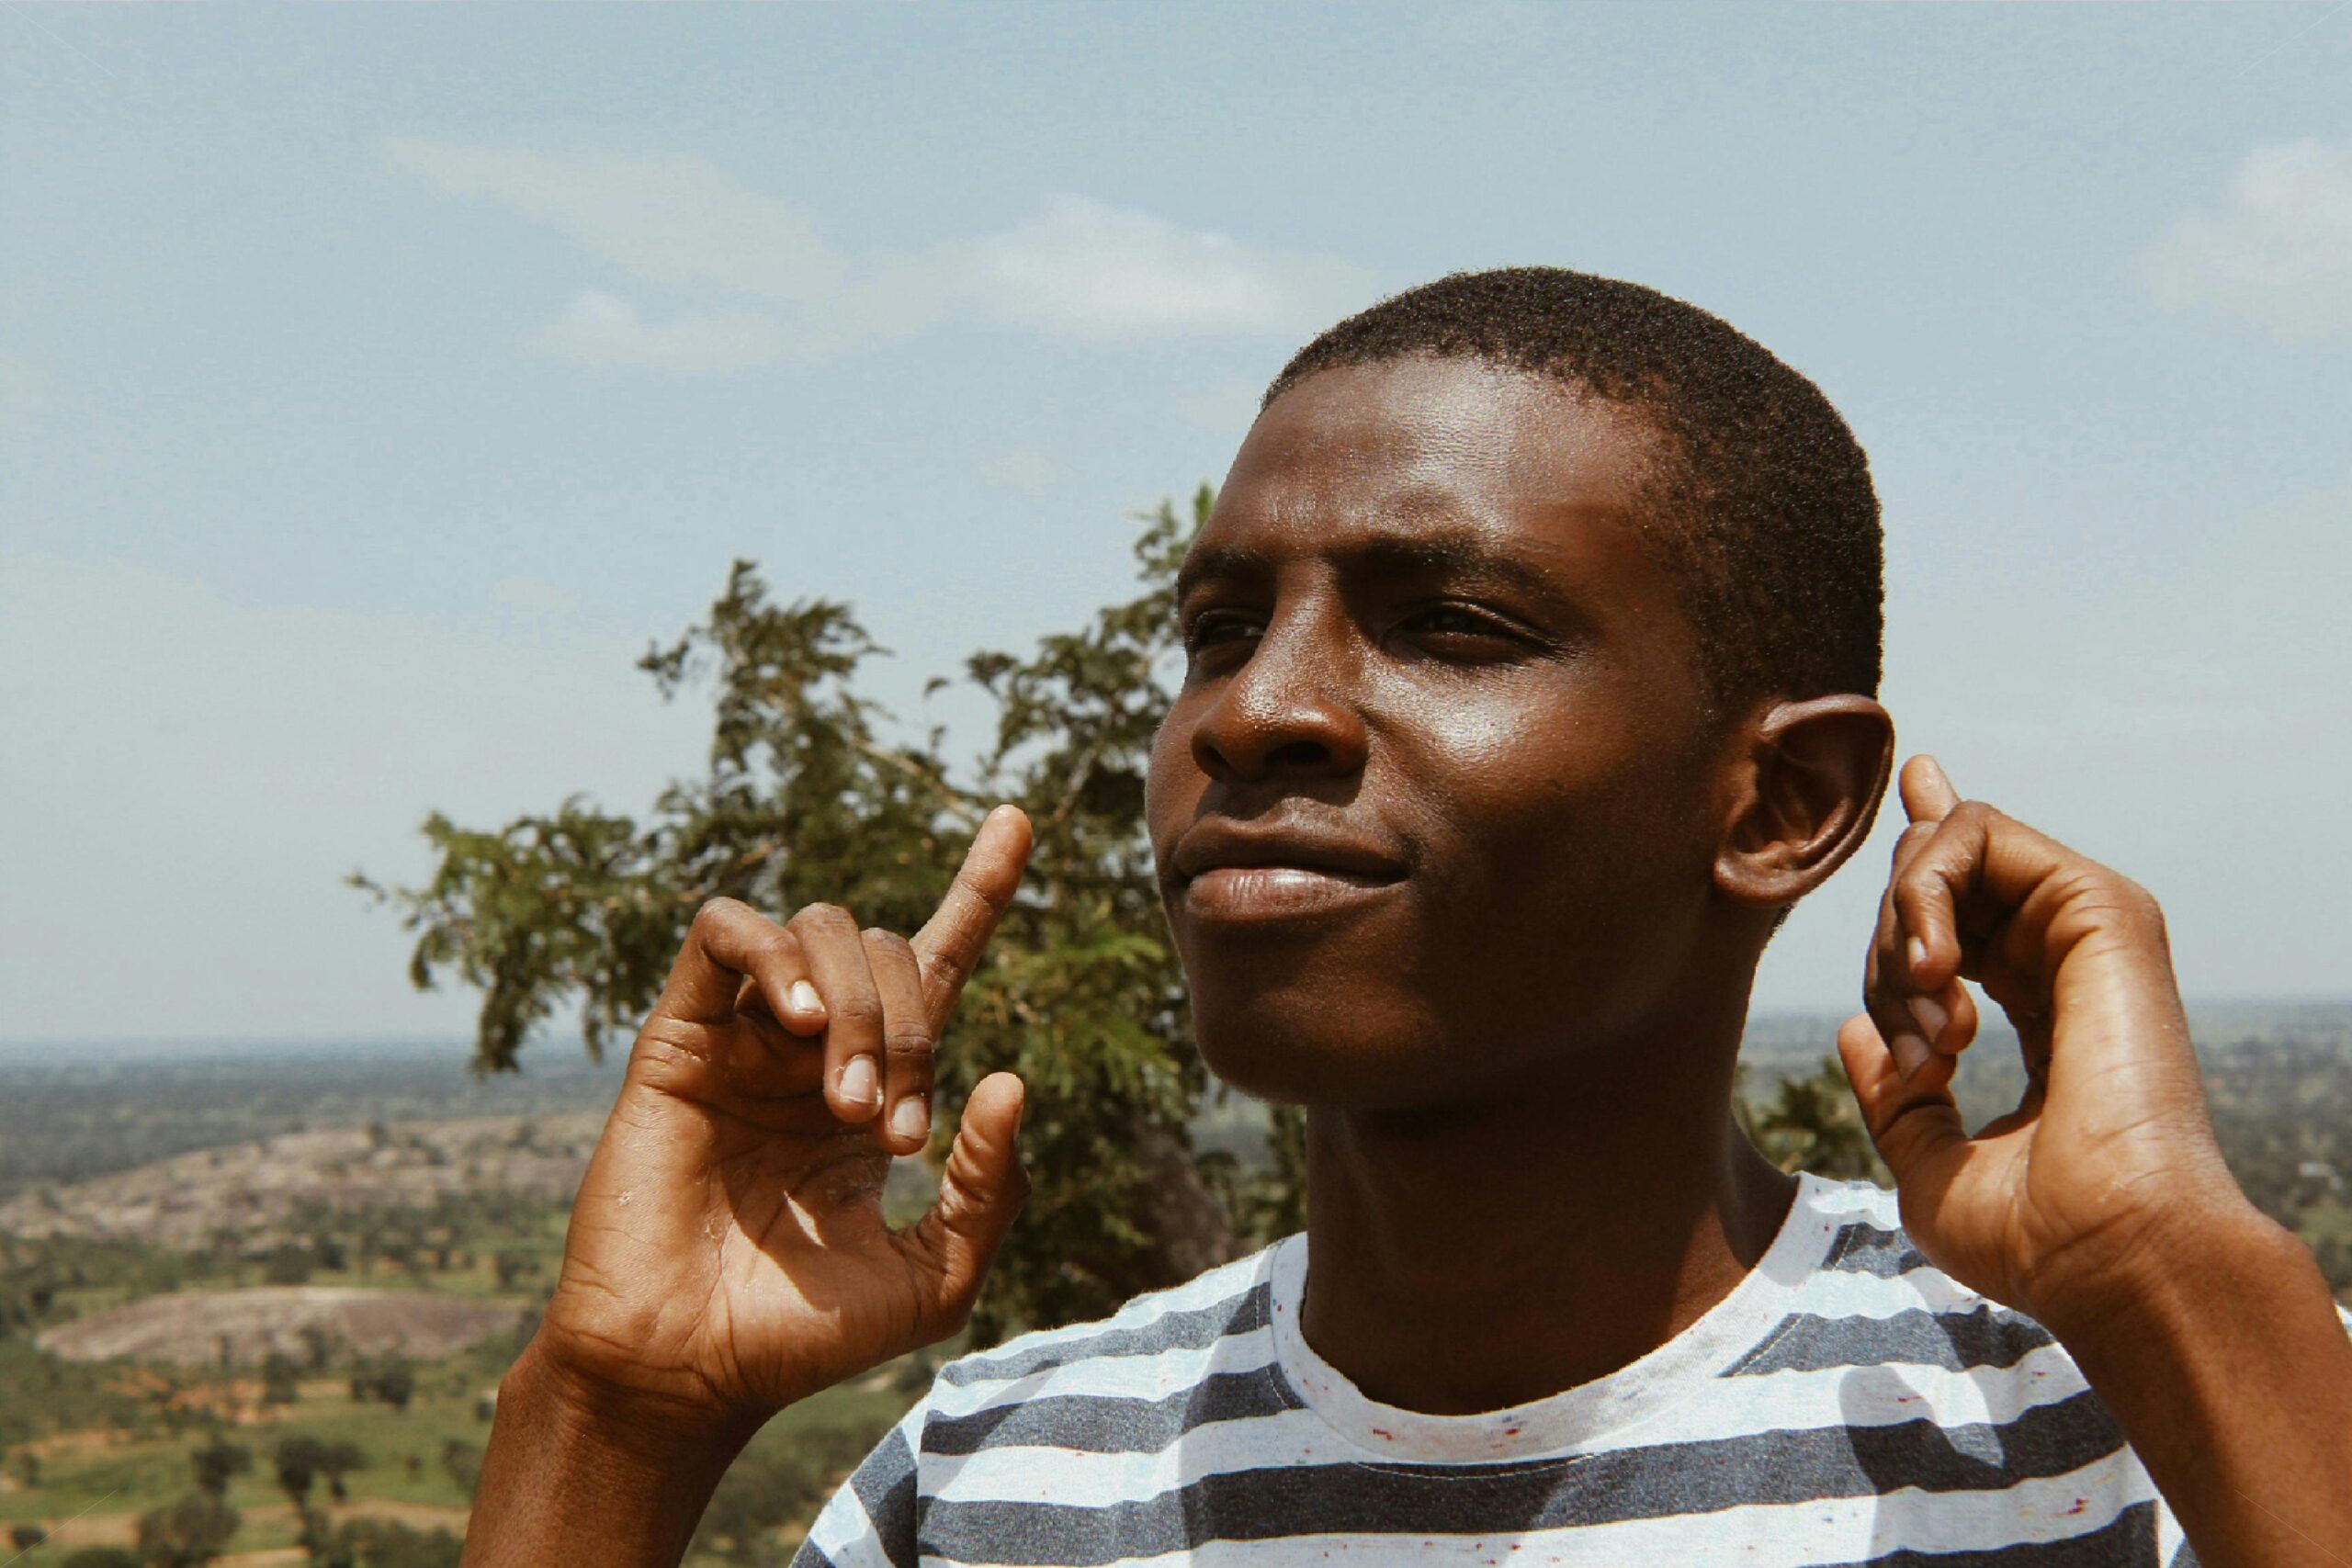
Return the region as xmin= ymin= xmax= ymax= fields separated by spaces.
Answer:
xmin=1711 ymin=694 xmax=1894 ymax=909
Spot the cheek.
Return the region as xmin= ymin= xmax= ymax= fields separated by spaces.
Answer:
xmin=1144 ymin=705 xmax=1202 ymax=846
xmin=1393 ymin=687 xmax=1712 ymax=923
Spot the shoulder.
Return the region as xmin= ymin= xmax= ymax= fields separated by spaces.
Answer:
xmin=1746 ymin=1176 xmax=2071 ymax=1378
xmin=933 ymin=1241 xmax=1284 ymax=1403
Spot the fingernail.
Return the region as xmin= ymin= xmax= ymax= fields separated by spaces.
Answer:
xmin=790 ymin=980 xmax=822 ymax=1015
xmin=890 ymin=1099 xmax=928 ymax=1141
xmin=1890 ymin=1032 xmax=1931 ymax=1080
xmin=1905 ymin=936 xmax=1928 ymax=975
xmin=1922 ymin=756 xmax=1953 ymax=795
xmin=1909 ymin=994 xmax=1950 ymax=1043
xmin=839 ymin=1056 xmax=879 ymax=1107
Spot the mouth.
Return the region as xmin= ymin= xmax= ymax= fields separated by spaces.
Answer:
xmin=1169 ymin=821 xmax=1408 ymax=928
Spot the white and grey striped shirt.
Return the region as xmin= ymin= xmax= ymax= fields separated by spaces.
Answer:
xmin=797 ymin=1174 xmax=2334 ymax=1566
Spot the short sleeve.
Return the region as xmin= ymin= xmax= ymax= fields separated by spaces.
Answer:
xmin=791 ymin=1394 xmax=928 ymax=1568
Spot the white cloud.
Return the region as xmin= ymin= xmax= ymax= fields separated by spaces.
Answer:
xmin=1177 ymin=378 xmax=1269 ymax=434
xmin=977 ymin=450 xmax=1058 ymax=494
xmin=380 ymin=138 xmax=843 ymax=303
xmin=379 ymin=139 xmax=1374 ymax=367
xmin=538 ymin=289 xmax=790 ymax=372
xmin=2142 ymin=139 xmax=2352 ymax=343
xmin=917 ymin=196 xmax=1369 ymax=342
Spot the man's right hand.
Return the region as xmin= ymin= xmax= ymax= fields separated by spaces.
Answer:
xmin=528 ymin=803 xmax=1035 ymax=1425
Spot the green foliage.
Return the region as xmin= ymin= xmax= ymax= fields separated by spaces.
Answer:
xmin=9 ymin=1522 xmax=48 ymax=1551
xmin=262 ymin=1351 xmax=302 ymax=1406
xmin=132 ymin=1492 xmax=238 ymax=1567
xmin=63 ymin=1550 xmax=142 ymax=1568
xmin=316 ymin=1439 xmax=366 ymax=1503
xmin=273 ymin=1434 xmax=326 ymax=1506
xmin=692 ymin=1421 xmax=876 ymax=1564
xmin=186 ymin=1433 xmax=249 ymax=1498
xmin=349 ymin=1356 xmax=415 ymax=1411
xmin=438 ymin=1438 xmax=481 ymax=1500
xmin=359 ymin=490 xmax=1249 ymax=1338
xmin=305 ymin=1517 xmax=464 ymax=1568
xmin=1736 ymin=1057 xmax=1888 ymax=1184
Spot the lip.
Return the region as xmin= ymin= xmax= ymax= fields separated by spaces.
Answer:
xmin=1169 ymin=819 xmax=1408 ymax=927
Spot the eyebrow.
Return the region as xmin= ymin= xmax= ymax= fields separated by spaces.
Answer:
xmin=1174 ymin=526 xmax=1568 ymax=607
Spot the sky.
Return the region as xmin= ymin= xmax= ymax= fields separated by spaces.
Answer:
xmin=3 ymin=4 xmax=2348 ymax=1052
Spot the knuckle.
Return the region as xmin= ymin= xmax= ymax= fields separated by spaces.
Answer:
xmin=883 ymin=1021 xmax=935 ymax=1063
xmin=829 ymin=993 xmax=884 ymax=1031
xmin=862 ymin=927 xmax=916 ymax=961
xmin=790 ymin=901 xmax=856 ymax=932
xmin=694 ymin=896 xmax=748 ymax=930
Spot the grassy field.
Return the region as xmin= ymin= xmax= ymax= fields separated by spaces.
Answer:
xmin=2 ymin=1328 xmax=920 ymax=1564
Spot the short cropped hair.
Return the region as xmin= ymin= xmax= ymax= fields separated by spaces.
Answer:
xmin=1264 ymin=267 xmax=1883 ymax=719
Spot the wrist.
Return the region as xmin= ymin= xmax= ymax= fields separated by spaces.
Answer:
xmin=2028 ymin=1193 xmax=2306 ymax=1351
xmin=504 ymin=1333 xmax=767 ymax=1474
xmin=462 ymin=1338 xmax=770 ymax=1568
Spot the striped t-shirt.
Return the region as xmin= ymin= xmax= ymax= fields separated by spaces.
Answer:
xmin=796 ymin=1174 xmax=2316 ymax=1566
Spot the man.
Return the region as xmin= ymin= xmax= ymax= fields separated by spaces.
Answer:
xmin=463 ymin=270 xmax=2352 ymax=1566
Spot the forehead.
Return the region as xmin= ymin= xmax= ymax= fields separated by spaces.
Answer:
xmin=1193 ymin=355 xmax=1683 ymax=621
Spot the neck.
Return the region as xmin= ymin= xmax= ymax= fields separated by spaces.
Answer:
xmin=1298 ymin=1015 xmax=1795 ymax=1416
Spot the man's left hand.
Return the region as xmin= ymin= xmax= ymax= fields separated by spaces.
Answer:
xmin=1838 ymin=753 xmax=2267 ymax=1334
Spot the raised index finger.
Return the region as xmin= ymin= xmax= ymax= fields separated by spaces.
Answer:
xmin=911 ymin=804 xmax=1033 ymax=1030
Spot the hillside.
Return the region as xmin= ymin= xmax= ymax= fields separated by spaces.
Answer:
xmin=36 ymin=1285 xmax=533 ymax=1367
xmin=0 ymin=1114 xmax=600 ymax=1252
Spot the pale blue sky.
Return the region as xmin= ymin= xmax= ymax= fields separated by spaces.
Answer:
xmin=4 ymin=5 xmax=2348 ymax=1047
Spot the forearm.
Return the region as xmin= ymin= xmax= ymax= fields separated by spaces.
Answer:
xmin=462 ymin=1337 xmax=766 ymax=1568
xmin=2046 ymin=1208 xmax=2352 ymax=1567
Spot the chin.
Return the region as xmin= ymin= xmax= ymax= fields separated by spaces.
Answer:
xmin=1189 ymin=979 xmax=1459 ymax=1110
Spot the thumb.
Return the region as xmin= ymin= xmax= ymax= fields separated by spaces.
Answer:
xmin=1837 ymin=1012 xmax=1967 ymax=1188
xmin=907 ymin=1071 xmax=1030 ymax=1332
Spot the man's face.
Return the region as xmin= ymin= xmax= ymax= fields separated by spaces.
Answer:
xmin=1145 ymin=355 xmax=1736 ymax=1109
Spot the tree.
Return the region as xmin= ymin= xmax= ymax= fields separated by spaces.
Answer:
xmin=347 ymin=1355 xmax=413 ymax=1412
xmin=358 ymin=491 xmax=1285 ymax=1338
xmin=311 ymin=1517 xmax=461 ymax=1568
xmin=8 ymin=1523 xmax=48 ymax=1552
xmin=134 ymin=1493 xmax=238 ymax=1567
xmin=316 ymin=1440 xmax=365 ymax=1504
xmin=187 ymin=1433 xmax=251 ymax=1499
xmin=273 ymin=1435 xmax=327 ymax=1509
xmin=438 ymin=1438 xmax=481 ymax=1501
xmin=260 ymin=1351 xmax=301 ymax=1406
xmin=1737 ymin=1056 xmax=1888 ymax=1183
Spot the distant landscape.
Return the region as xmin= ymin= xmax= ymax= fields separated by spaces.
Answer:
xmin=3 ymin=1006 xmax=2346 ymax=1564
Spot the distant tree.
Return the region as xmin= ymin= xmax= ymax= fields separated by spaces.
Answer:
xmin=348 ymin=1356 xmax=414 ymax=1412
xmin=316 ymin=1440 xmax=366 ymax=1504
xmin=187 ymin=1433 xmax=252 ymax=1499
xmin=316 ymin=1517 xmax=461 ymax=1568
xmin=273 ymin=1434 xmax=328 ymax=1509
xmin=1736 ymin=1057 xmax=1888 ymax=1183
xmin=134 ymin=1492 xmax=238 ymax=1567
xmin=8 ymin=1522 xmax=48 ymax=1551
xmin=63 ymin=1550 xmax=142 ymax=1568
xmin=357 ymin=491 xmax=1270 ymax=1340
xmin=261 ymin=1351 xmax=302 ymax=1406
xmin=692 ymin=1423 xmax=875 ymax=1563
xmin=491 ymin=1250 xmax=537 ymax=1291
xmin=438 ymin=1438 xmax=481 ymax=1500
xmin=263 ymin=1246 xmax=315 ymax=1286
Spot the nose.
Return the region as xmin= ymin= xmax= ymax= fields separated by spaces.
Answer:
xmin=1187 ymin=602 xmax=1370 ymax=784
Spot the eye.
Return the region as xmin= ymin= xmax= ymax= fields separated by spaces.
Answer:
xmin=1396 ymin=603 xmax=1531 ymax=657
xmin=1182 ymin=609 xmax=1261 ymax=658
